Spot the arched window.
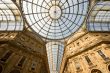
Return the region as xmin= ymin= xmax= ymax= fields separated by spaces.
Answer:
xmin=0 ymin=65 xmax=3 ymax=73
xmin=108 ymin=65 xmax=110 ymax=71
xmin=10 ymin=70 xmax=20 ymax=73
xmin=91 ymin=69 xmax=102 ymax=73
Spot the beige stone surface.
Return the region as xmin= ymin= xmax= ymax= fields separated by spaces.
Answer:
xmin=0 ymin=30 xmax=49 ymax=73
xmin=60 ymin=30 xmax=110 ymax=73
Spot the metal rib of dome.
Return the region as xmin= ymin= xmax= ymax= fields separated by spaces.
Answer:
xmin=21 ymin=0 xmax=89 ymax=40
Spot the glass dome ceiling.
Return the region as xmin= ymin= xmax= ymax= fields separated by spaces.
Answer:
xmin=21 ymin=0 xmax=89 ymax=40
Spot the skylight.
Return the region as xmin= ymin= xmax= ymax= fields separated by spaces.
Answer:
xmin=0 ymin=0 xmax=23 ymax=31
xmin=87 ymin=1 xmax=110 ymax=31
xmin=21 ymin=0 xmax=89 ymax=40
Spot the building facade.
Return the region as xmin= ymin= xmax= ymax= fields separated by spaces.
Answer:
xmin=60 ymin=31 xmax=110 ymax=73
xmin=0 ymin=30 xmax=50 ymax=73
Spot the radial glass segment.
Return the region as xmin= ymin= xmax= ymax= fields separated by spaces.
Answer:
xmin=21 ymin=0 xmax=89 ymax=40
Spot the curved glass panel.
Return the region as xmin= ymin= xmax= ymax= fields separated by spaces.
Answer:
xmin=0 ymin=0 xmax=23 ymax=31
xmin=21 ymin=0 xmax=89 ymax=40
xmin=46 ymin=42 xmax=64 ymax=73
xmin=87 ymin=1 xmax=110 ymax=31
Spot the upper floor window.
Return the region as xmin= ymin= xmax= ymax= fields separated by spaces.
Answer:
xmin=0 ymin=50 xmax=13 ymax=62
xmin=85 ymin=56 xmax=93 ymax=66
xmin=17 ymin=56 xmax=26 ymax=67
xmin=97 ymin=50 xmax=109 ymax=61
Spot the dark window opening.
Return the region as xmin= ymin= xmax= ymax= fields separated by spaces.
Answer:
xmin=31 ymin=62 xmax=36 ymax=70
xmin=0 ymin=51 xmax=13 ymax=62
xmin=17 ymin=56 xmax=26 ymax=67
xmin=85 ymin=56 xmax=93 ymax=65
xmin=97 ymin=50 xmax=109 ymax=61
